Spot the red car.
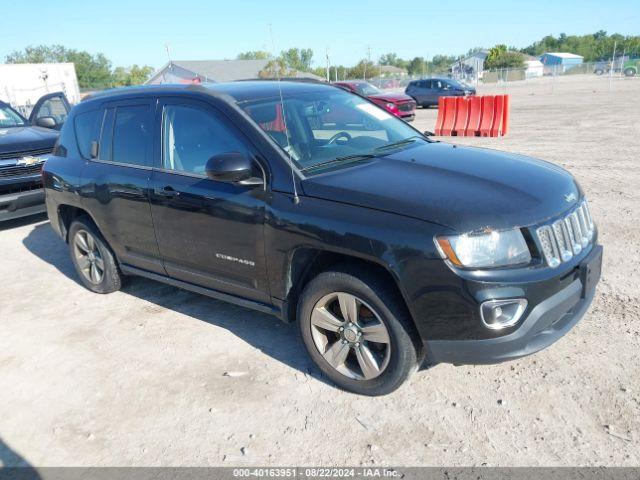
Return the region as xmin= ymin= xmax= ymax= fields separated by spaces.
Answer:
xmin=333 ymin=81 xmax=416 ymax=122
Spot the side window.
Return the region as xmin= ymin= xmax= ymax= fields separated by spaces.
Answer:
xmin=98 ymin=108 xmax=115 ymax=161
xmin=162 ymin=104 xmax=247 ymax=175
xmin=34 ymin=97 xmax=68 ymax=125
xmin=419 ymin=80 xmax=431 ymax=89
xmin=111 ymin=105 xmax=151 ymax=166
xmin=73 ymin=109 xmax=99 ymax=159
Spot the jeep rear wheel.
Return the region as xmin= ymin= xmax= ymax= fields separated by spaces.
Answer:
xmin=298 ymin=267 xmax=420 ymax=395
xmin=69 ymin=218 xmax=122 ymax=294
xmin=623 ymin=67 xmax=637 ymax=77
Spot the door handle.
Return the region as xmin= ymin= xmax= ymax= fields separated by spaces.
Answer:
xmin=154 ymin=186 xmax=179 ymax=198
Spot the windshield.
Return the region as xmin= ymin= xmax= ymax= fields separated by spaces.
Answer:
xmin=0 ymin=105 xmax=27 ymax=128
xmin=447 ymin=79 xmax=467 ymax=90
xmin=243 ymin=89 xmax=425 ymax=172
xmin=355 ymin=83 xmax=381 ymax=95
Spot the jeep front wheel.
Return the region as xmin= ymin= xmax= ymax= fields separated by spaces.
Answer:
xmin=298 ymin=267 xmax=420 ymax=396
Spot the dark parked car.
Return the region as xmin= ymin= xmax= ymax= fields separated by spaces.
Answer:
xmin=1 ymin=92 xmax=70 ymax=222
xmin=43 ymin=82 xmax=602 ymax=395
xmin=405 ymin=77 xmax=476 ymax=107
xmin=334 ymin=81 xmax=416 ymax=121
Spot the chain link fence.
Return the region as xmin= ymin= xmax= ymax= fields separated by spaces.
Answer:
xmin=344 ymin=60 xmax=639 ymax=96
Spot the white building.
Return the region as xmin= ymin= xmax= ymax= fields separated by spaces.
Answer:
xmin=0 ymin=63 xmax=81 ymax=116
xmin=524 ymin=60 xmax=544 ymax=78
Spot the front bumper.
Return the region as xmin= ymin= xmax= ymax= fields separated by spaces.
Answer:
xmin=425 ymin=245 xmax=602 ymax=365
xmin=0 ymin=186 xmax=46 ymax=222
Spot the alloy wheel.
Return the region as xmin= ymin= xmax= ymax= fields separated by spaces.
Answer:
xmin=310 ymin=292 xmax=391 ymax=380
xmin=73 ymin=229 xmax=105 ymax=285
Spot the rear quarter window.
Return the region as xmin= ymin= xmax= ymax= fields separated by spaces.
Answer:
xmin=73 ymin=109 xmax=100 ymax=159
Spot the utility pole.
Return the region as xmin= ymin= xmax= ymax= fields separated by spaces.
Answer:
xmin=364 ymin=45 xmax=371 ymax=81
xmin=609 ymin=40 xmax=617 ymax=91
xmin=325 ymin=48 xmax=330 ymax=83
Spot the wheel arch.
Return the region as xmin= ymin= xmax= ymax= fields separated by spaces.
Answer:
xmin=57 ymin=204 xmax=99 ymax=243
xmin=281 ymin=248 xmax=415 ymax=329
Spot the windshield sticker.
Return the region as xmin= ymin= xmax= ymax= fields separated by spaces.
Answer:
xmin=355 ymin=103 xmax=393 ymax=121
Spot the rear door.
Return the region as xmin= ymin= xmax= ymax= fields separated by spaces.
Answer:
xmin=80 ymin=98 xmax=164 ymax=274
xmin=148 ymin=97 xmax=270 ymax=303
xmin=414 ymin=80 xmax=432 ymax=105
xmin=28 ymin=92 xmax=71 ymax=130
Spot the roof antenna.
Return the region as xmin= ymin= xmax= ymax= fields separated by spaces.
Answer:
xmin=269 ymin=23 xmax=300 ymax=205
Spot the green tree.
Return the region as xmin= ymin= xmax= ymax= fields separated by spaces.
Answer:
xmin=112 ymin=64 xmax=154 ymax=87
xmin=280 ymin=48 xmax=313 ymax=72
xmin=346 ymin=59 xmax=376 ymax=80
xmin=407 ymin=57 xmax=426 ymax=75
xmin=236 ymin=51 xmax=271 ymax=60
xmin=258 ymin=59 xmax=296 ymax=79
xmin=379 ymin=53 xmax=399 ymax=66
xmin=520 ymin=32 xmax=640 ymax=61
xmin=485 ymin=44 xmax=525 ymax=69
xmin=428 ymin=54 xmax=457 ymax=74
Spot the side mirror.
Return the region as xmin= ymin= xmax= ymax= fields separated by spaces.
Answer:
xmin=35 ymin=116 xmax=57 ymax=129
xmin=205 ymin=152 xmax=255 ymax=183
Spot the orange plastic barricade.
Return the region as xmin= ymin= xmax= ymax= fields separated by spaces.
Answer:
xmin=434 ymin=97 xmax=446 ymax=135
xmin=490 ymin=95 xmax=505 ymax=137
xmin=501 ymin=94 xmax=510 ymax=136
xmin=452 ymin=97 xmax=470 ymax=136
xmin=478 ymin=96 xmax=495 ymax=137
xmin=439 ymin=97 xmax=458 ymax=136
xmin=464 ymin=96 xmax=483 ymax=136
xmin=434 ymin=94 xmax=510 ymax=137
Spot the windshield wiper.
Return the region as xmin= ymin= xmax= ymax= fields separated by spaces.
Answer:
xmin=301 ymin=154 xmax=376 ymax=172
xmin=374 ymin=135 xmax=424 ymax=152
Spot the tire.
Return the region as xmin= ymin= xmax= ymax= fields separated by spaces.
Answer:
xmin=68 ymin=217 xmax=122 ymax=294
xmin=594 ymin=69 xmax=604 ymax=75
xmin=624 ymin=67 xmax=636 ymax=77
xmin=297 ymin=266 xmax=420 ymax=396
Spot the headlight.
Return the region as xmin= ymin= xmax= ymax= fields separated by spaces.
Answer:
xmin=435 ymin=229 xmax=531 ymax=268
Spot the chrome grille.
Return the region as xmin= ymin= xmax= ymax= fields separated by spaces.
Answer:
xmin=536 ymin=200 xmax=595 ymax=268
xmin=0 ymin=147 xmax=53 ymax=161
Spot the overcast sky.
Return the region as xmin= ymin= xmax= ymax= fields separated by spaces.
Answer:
xmin=3 ymin=0 xmax=639 ymax=69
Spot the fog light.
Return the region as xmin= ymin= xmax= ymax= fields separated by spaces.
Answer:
xmin=480 ymin=299 xmax=528 ymax=330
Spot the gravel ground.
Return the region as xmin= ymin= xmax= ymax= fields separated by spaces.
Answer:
xmin=1 ymin=74 xmax=639 ymax=467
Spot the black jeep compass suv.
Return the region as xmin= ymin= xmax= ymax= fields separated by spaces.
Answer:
xmin=43 ymin=82 xmax=602 ymax=395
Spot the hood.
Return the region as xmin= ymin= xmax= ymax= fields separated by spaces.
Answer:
xmin=301 ymin=142 xmax=580 ymax=232
xmin=368 ymin=92 xmax=414 ymax=103
xmin=0 ymin=126 xmax=59 ymax=155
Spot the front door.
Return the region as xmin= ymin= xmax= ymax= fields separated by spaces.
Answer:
xmin=29 ymin=92 xmax=71 ymax=130
xmin=148 ymin=98 xmax=270 ymax=303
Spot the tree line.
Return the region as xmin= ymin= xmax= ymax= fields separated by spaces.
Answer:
xmin=5 ymin=45 xmax=154 ymax=89
xmin=241 ymin=31 xmax=640 ymax=77
xmin=6 ymin=32 xmax=639 ymax=89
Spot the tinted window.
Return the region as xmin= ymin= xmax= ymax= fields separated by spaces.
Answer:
xmin=74 ymin=109 xmax=99 ymax=159
xmin=112 ymin=105 xmax=151 ymax=166
xmin=162 ymin=104 xmax=247 ymax=175
xmin=35 ymin=97 xmax=68 ymax=126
